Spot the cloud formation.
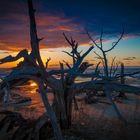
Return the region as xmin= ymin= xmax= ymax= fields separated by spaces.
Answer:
xmin=123 ymin=57 xmax=136 ymax=61
xmin=0 ymin=0 xmax=140 ymax=52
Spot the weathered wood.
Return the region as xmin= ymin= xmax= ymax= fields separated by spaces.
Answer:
xmin=45 ymin=57 xmax=51 ymax=69
xmin=28 ymin=0 xmax=44 ymax=69
xmin=120 ymin=63 xmax=125 ymax=84
xmin=118 ymin=63 xmax=126 ymax=98
xmin=0 ymin=49 xmax=28 ymax=64
xmin=72 ymin=80 xmax=140 ymax=95
xmin=37 ymin=81 xmax=63 ymax=140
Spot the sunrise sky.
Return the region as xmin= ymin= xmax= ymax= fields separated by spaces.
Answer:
xmin=0 ymin=0 xmax=140 ymax=68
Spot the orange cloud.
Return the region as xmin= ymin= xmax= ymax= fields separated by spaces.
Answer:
xmin=36 ymin=14 xmax=72 ymax=26
xmin=0 ymin=11 xmax=89 ymax=52
xmin=47 ymin=25 xmax=74 ymax=32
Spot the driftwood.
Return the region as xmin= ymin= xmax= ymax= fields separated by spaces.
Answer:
xmin=0 ymin=0 xmax=140 ymax=139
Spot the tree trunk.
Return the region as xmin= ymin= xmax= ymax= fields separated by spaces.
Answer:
xmin=38 ymin=83 xmax=63 ymax=140
xmin=119 ymin=63 xmax=126 ymax=98
xmin=53 ymin=91 xmax=68 ymax=129
xmin=27 ymin=0 xmax=44 ymax=69
xmin=102 ymin=51 xmax=108 ymax=77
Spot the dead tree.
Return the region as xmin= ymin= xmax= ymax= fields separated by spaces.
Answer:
xmin=86 ymin=27 xmax=126 ymax=98
xmin=86 ymin=27 xmax=124 ymax=77
xmin=60 ymin=33 xmax=94 ymax=127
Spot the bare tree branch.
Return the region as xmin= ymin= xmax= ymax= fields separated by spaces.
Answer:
xmin=109 ymin=56 xmax=116 ymax=76
xmin=70 ymin=46 xmax=94 ymax=73
xmin=115 ymin=71 xmax=140 ymax=78
xmin=86 ymin=29 xmax=101 ymax=49
xmin=100 ymin=28 xmax=103 ymax=49
xmin=63 ymin=60 xmax=71 ymax=69
xmin=104 ymin=25 xmax=124 ymax=53
xmin=0 ymin=49 xmax=28 ymax=64
xmin=94 ymin=51 xmax=105 ymax=69
xmin=63 ymin=33 xmax=73 ymax=46
xmin=62 ymin=51 xmax=77 ymax=59
xmin=45 ymin=57 xmax=51 ymax=69
xmin=112 ymin=62 xmax=119 ymax=77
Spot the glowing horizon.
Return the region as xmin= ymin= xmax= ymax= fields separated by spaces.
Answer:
xmin=0 ymin=36 xmax=140 ymax=68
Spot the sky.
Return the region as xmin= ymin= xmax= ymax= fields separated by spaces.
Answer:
xmin=0 ymin=0 xmax=140 ymax=68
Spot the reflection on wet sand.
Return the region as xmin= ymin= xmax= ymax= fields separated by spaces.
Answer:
xmin=0 ymin=82 xmax=54 ymax=119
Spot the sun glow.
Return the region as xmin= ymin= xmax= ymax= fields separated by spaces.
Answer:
xmin=30 ymin=82 xmax=37 ymax=87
